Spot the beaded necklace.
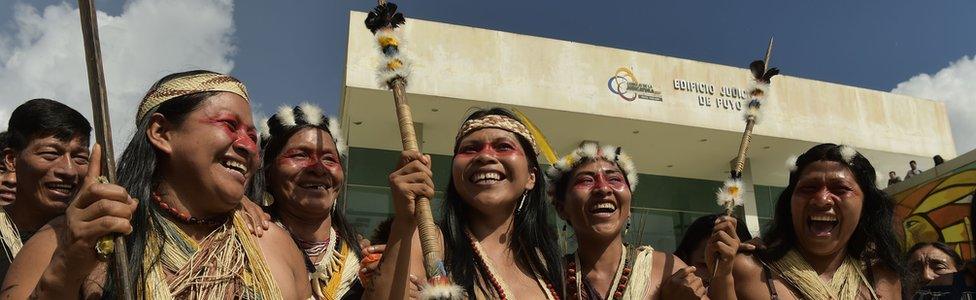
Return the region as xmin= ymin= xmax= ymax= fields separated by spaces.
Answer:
xmin=152 ymin=192 xmax=228 ymax=226
xmin=567 ymin=245 xmax=633 ymax=300
xmin=464 ymin=229 xmax=559 ymax=300
xmin=293 ymin=233 xmax=332 ymax=258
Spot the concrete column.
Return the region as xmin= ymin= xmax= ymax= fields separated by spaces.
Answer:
xmin=734 ymin=158 xmax=762 ymax=237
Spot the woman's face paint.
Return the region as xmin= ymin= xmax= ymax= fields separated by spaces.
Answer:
xmin=160 ymin=92 xmax=256 ymax=215
xmin=451 ymin=128 xmax=535 ymax=217
xmin=270 ymin=128 xmax=345 ymax=219
xmin=559 ymin=159 xmax=631 ymax=241
xmin=203 ymin=112 xmax=258 ymax=156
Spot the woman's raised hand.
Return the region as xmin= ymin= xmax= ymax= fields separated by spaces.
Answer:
xmin=388 ymin=150 xmax=433 ymax=221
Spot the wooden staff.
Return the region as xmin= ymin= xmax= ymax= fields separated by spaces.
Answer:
xmin=713 ymin=37 xmax=777 ymax=281
xmin=729 ymin=37 xmax=774 ymax=181
xmin=365 ymin=1 xmax=458 ymax=294
xmin=77 ymin=0 xmax=133 ymax=298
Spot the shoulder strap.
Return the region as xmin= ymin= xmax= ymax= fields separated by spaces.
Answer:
xmin=759 ymin=259 xmax=779 ymax=300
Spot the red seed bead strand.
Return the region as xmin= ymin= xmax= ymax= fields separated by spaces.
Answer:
xmin=152 ymin=192 xmax=226 ymax=225
xmin=566 ymin=254 xmax=632 ymax=300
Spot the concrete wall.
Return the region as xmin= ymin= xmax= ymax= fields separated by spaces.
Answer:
xmin=345 ymin=11 xmax=955 ymax=158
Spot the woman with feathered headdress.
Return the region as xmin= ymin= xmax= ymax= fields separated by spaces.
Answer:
xmin=709 ymin=143 xmax=904 ymax=300
xmin=547 ymin=142 xmax=708 ymax=299
xmin=257 ymin=103 xmax=365 ymax=299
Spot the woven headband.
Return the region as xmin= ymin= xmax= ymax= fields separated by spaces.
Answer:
xmin=455 ymin=115 xmax=539 ymax=154
xmin=137 ymin=73 xmax=250 ymax=121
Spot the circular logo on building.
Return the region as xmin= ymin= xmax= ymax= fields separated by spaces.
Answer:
xmin=608 ymin=68 xmax=638 ymax=101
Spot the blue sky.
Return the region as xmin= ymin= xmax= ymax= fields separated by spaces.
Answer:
xmin=1 ymin=0 xmax=974 ymax=152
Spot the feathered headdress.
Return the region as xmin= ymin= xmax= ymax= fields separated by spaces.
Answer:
xmin=546 ymin=143 xmax=639 ymax=194
xmin=258 ymin=102 xmax=347 ymax=158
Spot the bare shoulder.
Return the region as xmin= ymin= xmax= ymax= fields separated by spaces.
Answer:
xmin=254 ymin=222 xmax=310 ymax=298
xmin=649 ymin=250 xmax=684 ymax=276
xmin=731 ymin=253 xmax=774 ymax=300
xmin=1 ymin=218 xmax=62 ymax=296
xmin=255 ymin=223 xmax=305 ymax=269
xmin=869 ymin=264 xmax=901 ymax=299
xmin=256 ymin=222 xmax=299 ymax=253
xmin=732 ymin=253 xmax=764 ymax=279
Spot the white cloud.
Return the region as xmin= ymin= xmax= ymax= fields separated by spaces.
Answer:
xmin=0 ymin=0 xmax=236 ymax=150
xmin=892 ymin=55 xmax=976 ymax=155
xmin=0 ymin=109 xmax=8 ymax=131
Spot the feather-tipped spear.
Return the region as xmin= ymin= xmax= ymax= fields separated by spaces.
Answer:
xmin=77 ymin=0 xmax=133 ymax=298
xmin=712 ymin=37 xmax=778 ymax=280
xmin=365 ymin=1 xmax=463 ymax=299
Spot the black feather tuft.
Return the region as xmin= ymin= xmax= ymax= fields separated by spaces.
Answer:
xmin=267 ymin=115 xmax=286 ymax=142
xmin=365 ymin=2 xmax=406 ymax=34
xmin=762 ymin=67 xmax=780 ymax=83
xmin=293 ymin=106 xmax=308 ymax=125
xmin=749 ymin=60 xmax=765 ymax=79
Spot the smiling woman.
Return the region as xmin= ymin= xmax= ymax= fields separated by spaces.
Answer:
xmin=0 ymin=70 xmax=311 ymax=299
xmin=548 ymin=143 xmax=707 ymax=300
xmin=711 ymin=143 xmax=906 ymax=300
xmin=258 ymin=103 xmax=363 ymax=299
xmin=368 ymin=107 xmax=562 ymax=299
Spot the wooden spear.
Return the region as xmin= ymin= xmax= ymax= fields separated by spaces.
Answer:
xmin=77 ymin=0 xmax=133 ymax=298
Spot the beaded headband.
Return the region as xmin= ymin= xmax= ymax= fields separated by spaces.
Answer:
xmin=137 ymin=73 xmax=249 ymax=121
xmin=546 ymin=143 xmax=639 ymax=193
xmin=455 ymin=114 xmax=539 ymax=154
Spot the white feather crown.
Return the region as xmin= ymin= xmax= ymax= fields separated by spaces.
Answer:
xmin=259 ymin=102 xmax=348 ymax=157
xmin=784 ymin=144 xmax=859 ymax=173
xmin=546 ymin=143 xmax=639 ymax=193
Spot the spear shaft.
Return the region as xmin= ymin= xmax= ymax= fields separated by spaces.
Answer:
xmin=77 ymin=0 xmax=133 ymax=298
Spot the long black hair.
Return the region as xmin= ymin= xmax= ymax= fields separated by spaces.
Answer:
xmin=440 ymin=107 xmax=562 ymax=297
xmin=257 ymin=105 xmax=361 ymax=259
xmin=102 ymin=70 xmax=229 ymax=299
xmin=760 ymin=143 xmax=905 ymax=277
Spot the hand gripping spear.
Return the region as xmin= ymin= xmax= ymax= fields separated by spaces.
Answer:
xmin=365 ymin=2 xmax=463 ymax=299
xmin=712 ymin=37 xmax=779 ymax=279
xmin=77 ymin=0 xmax=133 ymax=298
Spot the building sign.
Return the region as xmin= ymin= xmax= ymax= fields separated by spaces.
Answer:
xmin=608 ymin=67 xmax=663 ymax=102
xmin=673 ymin=79 xmax=748 ymax=111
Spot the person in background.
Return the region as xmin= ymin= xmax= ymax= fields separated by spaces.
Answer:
xmin=674 ymin=213 xmax=753 ymax=286
xmin=904 ymin=241 xmax=962 ymax=297
xmin=0 ymin=132 xmax=15 ymax=206
xmin=906 ymin=160 xmax=922 ymax=180
xmin=888 ymin=171 xmax=902 ymax=186
xmin=933 ymin=155 xmax=945 ymax=166
xmin=0 ymin=99 xmax=92 ymax=280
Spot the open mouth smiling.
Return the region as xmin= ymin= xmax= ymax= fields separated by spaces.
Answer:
xmin=807 ymin=214 xmax=839 ymax=238
xmin=469 ymin=170 xmax=507 ymax=186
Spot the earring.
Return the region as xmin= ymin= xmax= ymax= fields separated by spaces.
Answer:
xmin=515 ymin=191 xmax=528 ymax=214
xmin=625 ymin=215 xmax=632 ymax=236
xmin=261 ymin=191 xmax=274 ymax=206
xmin=331 ymin=197 xmax=338 ymax=214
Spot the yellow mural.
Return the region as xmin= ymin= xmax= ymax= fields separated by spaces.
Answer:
xmin=893 ymin=166 xmax=976 ymax=259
